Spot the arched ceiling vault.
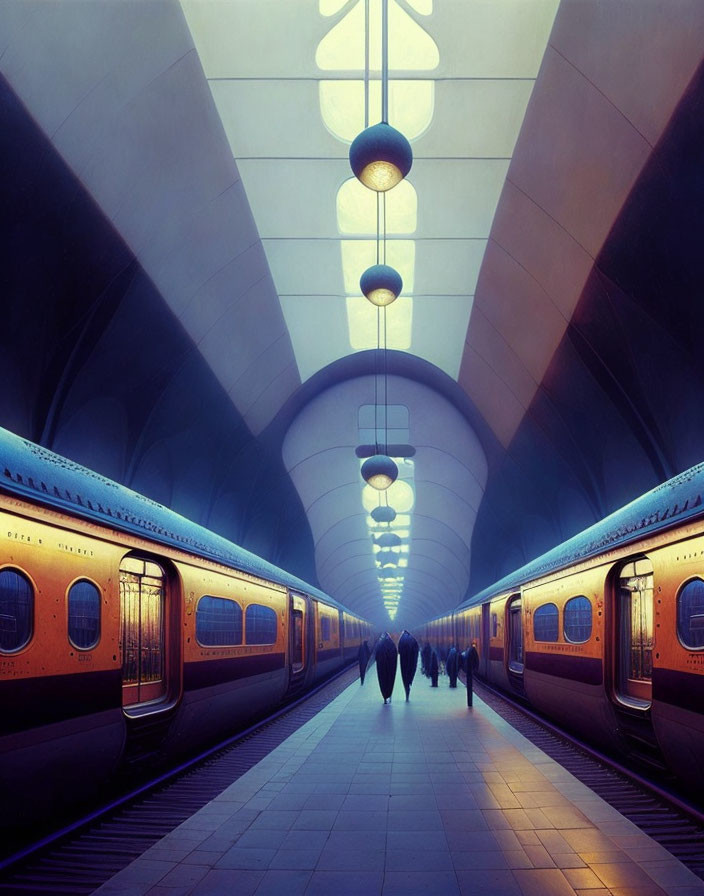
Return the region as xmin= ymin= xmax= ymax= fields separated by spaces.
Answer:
xmin=1 ymin=0 xmax=704 ymax=628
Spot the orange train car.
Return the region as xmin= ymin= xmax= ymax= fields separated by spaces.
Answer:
xmin=0 ymin=428 xmax=373 ymax=836
xmin=415 ymin=465 xmax=704 ymax=791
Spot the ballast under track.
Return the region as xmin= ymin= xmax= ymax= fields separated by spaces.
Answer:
xmin=0 ymin=664 xmax=360 ymax=896
xmin=472 ymin=677 xmax=704 ymax=880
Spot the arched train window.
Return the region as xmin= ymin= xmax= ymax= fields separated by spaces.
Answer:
xmin=563 ymin=596 xmax=592 ymax=643
xmin=533 ymin=603 xmax=559 ymax=642
xmin=68 ymin=580 xmax=101 ymax=649
xmin=0 ymin=568 xmax=33 ymax=653
xmin=678 ymin=578 xmax=704 ymax=649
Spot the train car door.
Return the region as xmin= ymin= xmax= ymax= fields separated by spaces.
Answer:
xmin=480 ymin=603 xmax=490 ymax=676
xmin=507 ymin=595 xmax=524 ymax=674
xmin=506 ymin=594 xmax=525 ymax=694
xmin=119 ymin=556 xmax=167 ymax=707
xmin=614 ymin=557 xmax=654 ymax=708
xmin=289 ymin=592 xmax=309 ymax=681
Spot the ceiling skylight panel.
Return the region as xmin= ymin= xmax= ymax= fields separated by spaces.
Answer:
xmin=407 ymin=0 xmax=432 ymax=13
xmin=319 ymin=0 xmax=352 ymax=15
xmin=346 ymin=296 xmax=412 ymax=350
xmin=362 ymin=477 xmax=414 ymax=512
xmin=337 ymin=177 xmax=417 ymax=234
xmin=320 ymin=81 xmax=434 ymax=143
xmin=316 ymin=0 xmax=438 ymax=71
xmin=341 ymin=240 xmax=415 ymax=293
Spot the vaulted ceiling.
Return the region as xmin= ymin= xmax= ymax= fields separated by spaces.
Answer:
xmin=2 ymin=0 xmax=703 ymax=629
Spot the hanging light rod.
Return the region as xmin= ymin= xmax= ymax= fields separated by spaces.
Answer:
xmin=349 ymin=0 xmax=412 ymax=192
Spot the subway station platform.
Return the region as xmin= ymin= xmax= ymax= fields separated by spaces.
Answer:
xmin=95 ymin=674 xmax=704 ymax=896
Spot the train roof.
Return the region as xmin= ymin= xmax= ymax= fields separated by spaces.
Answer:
xmin=453 ymin=461 xmax=704 ymax=615
xmin=0 ymin=427 xmax=363 ymax=617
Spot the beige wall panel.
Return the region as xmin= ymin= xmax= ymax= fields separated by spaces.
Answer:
xmin=509 ymin=47 xmax=651 ymax=259
xmin=475 ymin=242 xmax=569 ymax=384
xmin=465 ymin=305 xmax=537 ymax=410
xmin=490 ymin=180 xmax=594 ymax=320
xmin=550 ymin=0 xmax=704 ymax=147
xmin=457 ymin=346 xmax=526 ymax=448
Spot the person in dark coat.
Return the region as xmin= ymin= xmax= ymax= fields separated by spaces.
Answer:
xmin=421 ymin=641 xmax=432 ymax=677
xmin=375 ymin=632 xmax=398 ymax=703
xmin=398 ymin=630 xmax=419 ymax=701
xmin=446 ymin=646 xmax=459 ymax=688
xmin=429 ymin=649 xmax=439 ymax=687
xmin=358 ymin=640 xmax=371 ymax=684
xmin=461 ymin=642 xmax=480 ymax=706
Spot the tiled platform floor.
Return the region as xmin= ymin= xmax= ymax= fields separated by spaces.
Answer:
xmin=95 ymin=671 xmax=704 ymax=896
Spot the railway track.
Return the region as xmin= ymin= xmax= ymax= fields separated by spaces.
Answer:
xmin=0 ymin=664 xmax=360 ymax=896
xmin=471 ymin=677 xmax=704 ymax=880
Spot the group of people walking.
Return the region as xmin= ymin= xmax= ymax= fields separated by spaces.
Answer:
xmin=358 ymin=632 xmax=479 ymax=706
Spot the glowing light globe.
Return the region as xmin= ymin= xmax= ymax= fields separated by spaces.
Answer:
xmin=349 ymin=122 xmax=413 ymax=192
xmin=360 ymin=264 xmax=402 ymax=307
xmin=361 ymin=454 xmax=398 ymax=490
xmin=371 ymin=505 xmax=396 ymax=523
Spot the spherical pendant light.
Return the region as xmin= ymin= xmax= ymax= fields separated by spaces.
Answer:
xmin=376 ymin=532 xmax=402 ymax=548
xmin=361 ymin=454 xmax=398 ymax=490
xmin=371 ymin=505 xmax=396 ymax=523
xmin=349 ymin=122 xmax=413 ymax=192
xmin=360 ymin=263 xmax=402 ymax=307
xmin=376 ymin=551 xmax=398 ymax=567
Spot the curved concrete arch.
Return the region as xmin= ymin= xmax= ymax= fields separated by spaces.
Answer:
xmin=283 ymin=374 xmax=487 ymax=627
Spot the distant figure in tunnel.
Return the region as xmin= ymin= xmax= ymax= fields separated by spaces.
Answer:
xmin=358 ymin=640 xmax=371 ymax=685
xmin=421 ymin=641 xmax=432 ymax=677
xmin=376 ymin=633 xmax=398 ymax=704
xmin=430 ymin=649 xmax=439 ymax=687
xmin=461 ymin=642 xmax=480 ymax=707
xmin=446 ymin=646 xmax=459 ymax=688
xmin=398 ymin=630 xmax=419 ymax=701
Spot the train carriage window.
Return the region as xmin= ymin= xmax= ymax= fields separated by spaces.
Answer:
xmin=245 ymin=604 xmax=277 ymax=645
xmin=677 ymin=578 xmax=704 ymax=649
xmin=0 ymin=568 xmax=33 ymax=653
xmin=563 ymin=596 xmax=592 ymax=643
xmin=321 ymin=615 xmax=331 ymax=641
xmin=533 ymin=603 xmax=559 ymax=642
xmin=68 ymin=580 xmax=101 ymax=649
xmin=491 ymin=613 xmax=498 ymax=637
xmin=196 ymin=596 xmax=243 ymax=646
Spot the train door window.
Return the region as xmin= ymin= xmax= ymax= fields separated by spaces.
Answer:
xmin=68 ymin=580 xmax=101 ymax=649
xmin=119 ymin=557 xmax=166 ymax=707
xmin=0 ymin=568 xmax=33 ymax=653
xmin=491 ymin=612 xmax=498 ymax=637
xmin=292 ymin=610 xmax=304 ymax=669
xmin=616 ymin=557 xmax=654 ymax=707
xmin=290 ymin=594 xmax=306 ymax=673
xmin=677 ymin=578 xmax=704 ymax=649
xmin=507 ymin=597 xmax=523 ymax=673
xmin=321 ymin=615 xmax=331 ymax=641
xmin=245 ymin=604 xmax=277 ymax=645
